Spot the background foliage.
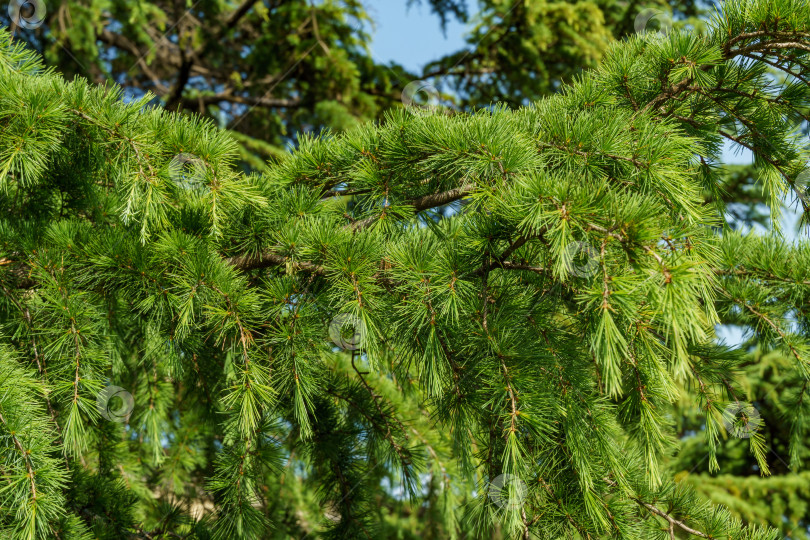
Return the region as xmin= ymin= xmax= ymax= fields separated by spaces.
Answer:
xmin=1 ymin=0 xmax=705 ymax=166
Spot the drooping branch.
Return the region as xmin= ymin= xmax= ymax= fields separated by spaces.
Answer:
xmin=181 ymin=94 xmax=302 ymax=109
xmin=630 ymin=496 xmax=710 ymax=538
xmin=227 ymin=185 xmax=476 ymax=273
xmin=349 ymin=185 xmax=475 ymax=230
xmin=226 ymin=251 xmax=325 ymax=274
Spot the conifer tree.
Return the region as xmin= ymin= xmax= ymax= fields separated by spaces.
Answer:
xmin=1 ymin=0 xmax=810 ymax=537
xmin=2 ymin=0 xmax=702 ymax=168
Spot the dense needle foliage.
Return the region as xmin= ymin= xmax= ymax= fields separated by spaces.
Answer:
xmin=2 ymin=0 xmax=704 ymax=167
xmin=1 ymin=0 xmax=810 ymax=537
